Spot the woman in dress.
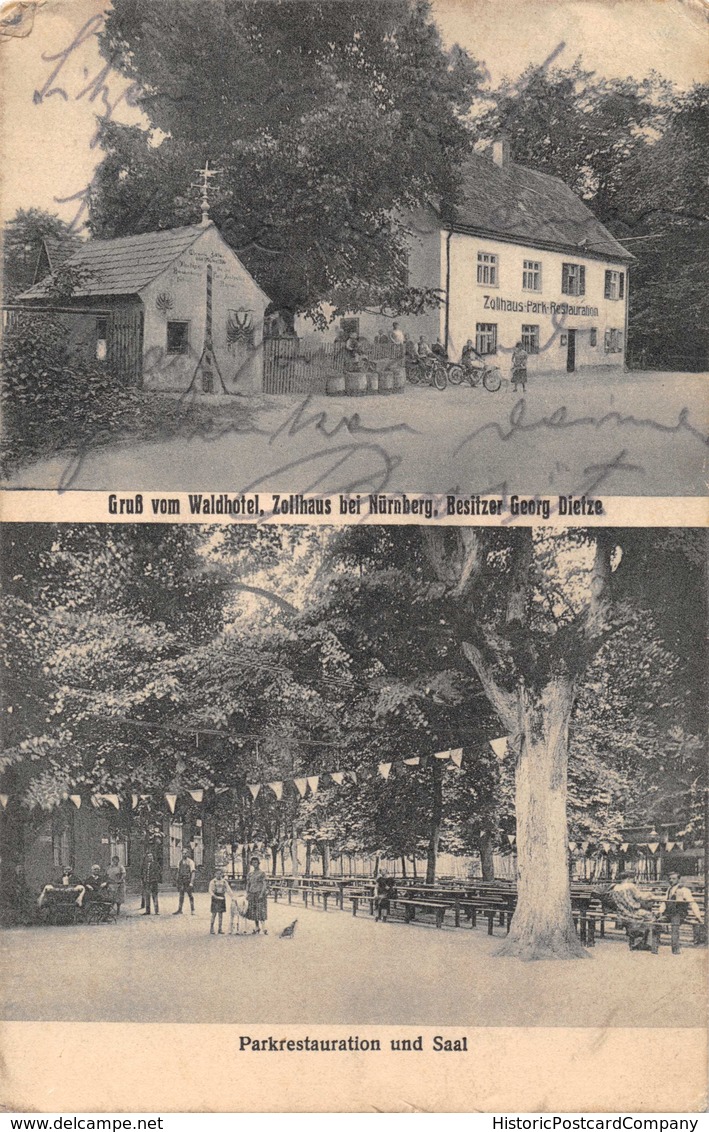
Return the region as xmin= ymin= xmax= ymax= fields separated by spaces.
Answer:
xmin=245 ymin=856 xmax=268 ymax=935
xmin=107 ymin=855 xmax=127 ymax=916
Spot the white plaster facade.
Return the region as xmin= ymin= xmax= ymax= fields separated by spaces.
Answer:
xmin=140 ymin=224 xmax=269 ymax=394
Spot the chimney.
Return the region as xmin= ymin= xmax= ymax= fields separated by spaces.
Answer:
xmin=492 ymin=137 xmax=511 ymax=169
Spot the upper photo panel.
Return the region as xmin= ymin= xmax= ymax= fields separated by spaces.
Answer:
xmin=1 ymin=0 xmax=707 ymax=497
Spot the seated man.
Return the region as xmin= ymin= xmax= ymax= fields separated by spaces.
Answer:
xmin=462 ymin=338 xmax=482 ymax=368
xmin=659 ymin=871 xmax=705 ymax=942
xmin=431 ymin=337 xmax=447 ymax=359
xmin=82 ymin=864 xmax=109 ymax=904
xmin=610 ymin=869 xmax=658 ymax=950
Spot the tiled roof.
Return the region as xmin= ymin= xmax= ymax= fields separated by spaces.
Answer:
xmin=43 ymin=238 xmax=75 ymax=271
xmin=19 ymin=224 xmax=207 ymax=299
xmin=449 ymin=153 xmax=633 ymax=262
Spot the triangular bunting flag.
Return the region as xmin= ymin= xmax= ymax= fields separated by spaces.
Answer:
xmin=248 ymin=784 xmax=261 ymax=800
xmin=329 ymin=772 xmax=344 ymax=786
xmin=403 ymin=757 xmax=420 ymax=766
xmin=601 ymin=841 xmax=611 ymax=853
xmin=293 ymin=778 xmax=307 ymax=797
xmin=490 ymin=737 xmax=508 ymax=760
xmin=449 ymin=748 xmax=463 ymax=767
xmin=433 ymin=750 xmax=449 ymax=760
xmin=102 ymin=794 xmax=120 ymax=810
xmin=665 ymin=841 xmax=675 ymax=852
xmin=507 ymin=834 xmax=516 ymax=846
xmin=165 ymin=793 xmax=178 ymax=814
xmin=0 ymin=794 xmax=8 ymax=810
xmin=267 ymin=781 xmax=283 ymax=801
xmin=568 ymin=841 xmax=577 ymax=852
xmin=189 ymin=789 xmax=204 ymax=803
xmin=580 ymin=841 xmax=589 ymax=852
xmin=378 ymin=762 xmax=392 ymax=780
xmin=131 ymin=794 xmax=139 ymax=810
xmin=620 ymin=842 xmax=629 ymax=852
xmin=306 ymin=775 xmax=319 ymax=795
xmin=647 ymin=842 xmax=659 ymax=854
xmin=69 ymin=794 xmax=82 ymax=809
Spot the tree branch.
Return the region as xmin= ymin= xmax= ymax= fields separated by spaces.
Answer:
xmin=461 ymin=641 xmax=518 ymax=731
xmin=421 ymin=528 xmax=483 ymax=597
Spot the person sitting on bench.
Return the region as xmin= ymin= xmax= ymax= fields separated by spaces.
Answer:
xmin=659 ymin=871 xmax=704 ymax=942
xmin=82 ymin=864 xmax=109 ymax=903
xmin=610 ymin=869 xmax=657 ymax=950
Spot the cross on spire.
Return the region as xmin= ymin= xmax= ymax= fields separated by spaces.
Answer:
xmin=192 ymin=160 xmax=224 ymax=226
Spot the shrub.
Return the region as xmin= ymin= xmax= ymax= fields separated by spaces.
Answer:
xmin=1 ymin=311 xmax=133 ymax=474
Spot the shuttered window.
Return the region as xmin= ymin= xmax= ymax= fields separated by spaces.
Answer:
xmin=561 ymin=263 xmax=586 ymax=296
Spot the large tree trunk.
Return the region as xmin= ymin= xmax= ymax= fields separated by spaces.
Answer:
xmin=425 ymin=760 xmax=443 ymax=884
xmin=290 ymin=839 xmax=299 ymax=876
xmin=480 ymin=835 xmax=495 ymax=881
xmin=497 ymin=676 xmax=588 ymax=960
xmin=305 ymin=839 xmax=312 ymax=877
xmin=319 ymin=840 xmax=330 ymax=877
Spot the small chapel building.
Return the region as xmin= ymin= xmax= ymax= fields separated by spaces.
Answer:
xmin=298 ymin=141 xmax=633 ymax=378
xmin=17 ymin=214 xmax=270 ymax=394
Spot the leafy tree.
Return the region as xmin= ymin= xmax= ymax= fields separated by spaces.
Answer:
xmin=89 ymin=0 xmax=482 ymax=321
xmin=420 ymin=527 xmax=706 ymax=959
xmin=2 ymin=208 xmax=82 ymax=301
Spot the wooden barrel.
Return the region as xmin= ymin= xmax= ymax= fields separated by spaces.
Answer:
xmin=392 ymin=365 xmax=406 ymax=392
xmin=345 ymin=371 xmax=368 ymax=396
xmin=326 ymin=374 xmax=346 ymax=396
xmin=378 ymin=370 xmax=395 ymax=394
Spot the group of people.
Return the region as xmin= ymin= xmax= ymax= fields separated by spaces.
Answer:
xmin=41 ymin=850 xmax=270 ymax=937
xmin=609 ymin=869 xmax=704 ymax=950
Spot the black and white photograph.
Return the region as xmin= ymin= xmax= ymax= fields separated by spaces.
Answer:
xmin=1 ymin=0 xmax=707 ymax=496
xmin=1 ymin=525 xmax=706 ymax=1045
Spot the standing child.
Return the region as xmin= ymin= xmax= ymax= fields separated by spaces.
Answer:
xmin=208 ymin=867 xmax=232 ymax=935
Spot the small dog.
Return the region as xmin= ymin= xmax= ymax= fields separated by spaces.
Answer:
xmin=229 ymin=893 xmax=249 ymax=935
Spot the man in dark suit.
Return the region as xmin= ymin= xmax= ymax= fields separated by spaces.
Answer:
xmin=141 ymin=850 xmax=161 ymax=915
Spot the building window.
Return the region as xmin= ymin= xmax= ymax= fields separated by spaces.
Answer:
xmin=522 ymin=260 xmax=542 ymax=291
xmin=521 ymin=325 xmax=540 ymax=354
xmin=192 ymin=830 xmax=204 ymax=867
xmin=477 ymin=252 xmax=498 ymax=286
xmin=590 ymin=328 xmax=598 ymax=347
xmin=561 ymin=263 xmax=586 ymax=296
xmin=52 ymin=819 xmax=72 ymax=869
xmin=109 ymin=832 xmax=129 ymax=866
xmin=475 ymin=323 xmax=497 ymax=355
xmin=168 ymin=818 xmax=183 ymax=867
xmin=604 ymin=328 xmax=623 ymax=353
xmin=166 ymin=321 xmax=189 ymax=355
xmin=96 ymin=317 xmax=108 ymax=361
xmin=604 ymin=270 xmax=625 ymax=300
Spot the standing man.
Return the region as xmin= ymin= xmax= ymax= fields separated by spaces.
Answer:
xmin=173 ymin=848 xmax=196 ymax=915
xmin=141 ymin=849 xmax=161 ymax=916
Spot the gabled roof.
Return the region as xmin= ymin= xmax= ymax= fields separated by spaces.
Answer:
xmin=447 ymin=153 xmax=633 ymax=262
xmin=19 ymin=224 xmax=210 ymax=299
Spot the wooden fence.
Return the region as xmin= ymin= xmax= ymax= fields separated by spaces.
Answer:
xmin=263 ymin=335 xmax=404 ymax=395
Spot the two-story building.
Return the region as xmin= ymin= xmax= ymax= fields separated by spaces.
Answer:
xmin=300 ymin=141 xmax=633 ymax=378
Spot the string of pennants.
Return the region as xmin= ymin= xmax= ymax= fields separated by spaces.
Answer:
xmin=0 ymin=748 xmax=465 ymax=812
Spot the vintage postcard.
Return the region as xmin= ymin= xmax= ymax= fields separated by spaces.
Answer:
xmin=0 ymin=0 xmax=707 ymax=1117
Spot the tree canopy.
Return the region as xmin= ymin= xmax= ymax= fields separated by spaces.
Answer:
xmin=88 ymin=0 xmax=482 ymax=321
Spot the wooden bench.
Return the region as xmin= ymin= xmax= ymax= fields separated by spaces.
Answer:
xmin=394 ymin=898 xmax=453 ymax=929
